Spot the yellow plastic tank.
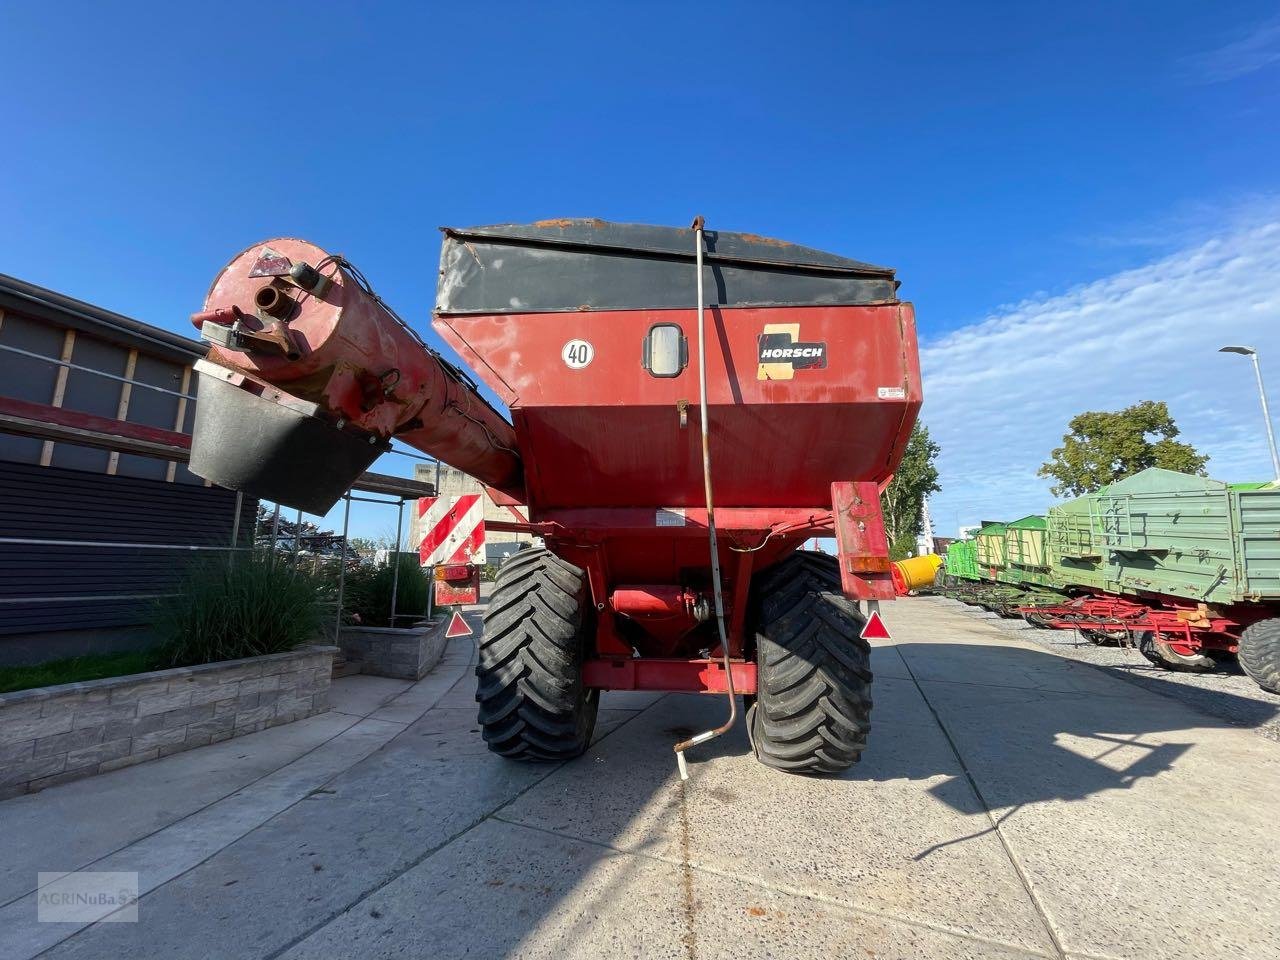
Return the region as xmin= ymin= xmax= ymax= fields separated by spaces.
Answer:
xmin=891 ymin=553 xmax=943 ymax=595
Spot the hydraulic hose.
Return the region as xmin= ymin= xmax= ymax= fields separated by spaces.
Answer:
xmin=673 ymin=216 xmax=737 ymax=780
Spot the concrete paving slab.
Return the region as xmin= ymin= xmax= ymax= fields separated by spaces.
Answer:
xmin=36 ymin=706 xmax=566 ymax=960
xmin=0 ymin=709 xmax=359 ymax=906
xmin=917 ymin=668 xmax=1280 ymax=959
xmin=0 ymin=633 xmax=479 ymax=959
xmin=883 ymin=597 xmax=1280 ymax=960
xmin=932 ymin=595 xmax=1280 ymax=742
xmin=869 ymin=637 xmax=914 ymax=679
xmin=280 ymin=816 xmax=1047 ymax=960
xmin=500 ymin=688 xmax=1058 ymax=954
xmin=10 ymin=592 xmax=1280 ymax=960
xmin=365 ymin=637 xmax=475 ymax=724
xmin=596 ymin=689 xmax=669 ymax=710
xmin=327 ymin=675 xmax=413 ymax=717
xmin=893 ymin=630 xmax=1136 ymax=699
xmin=0 ymin=714 xmax=412 ymax=959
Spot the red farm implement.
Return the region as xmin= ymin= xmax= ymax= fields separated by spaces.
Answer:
xmin=1019 ymin=594 xmax=1272 ymax=671
xmin=186 ymin=220 xmax=921 ymax=775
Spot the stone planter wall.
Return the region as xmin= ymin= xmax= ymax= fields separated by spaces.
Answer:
xmin=0 ymin=645 xmax=337 ymax=799
xmin=339 ymin=618 xmax=447 ymax=680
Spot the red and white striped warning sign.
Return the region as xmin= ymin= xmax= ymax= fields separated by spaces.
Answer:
xmin=417 ymin=494 xmax=485 ymax=566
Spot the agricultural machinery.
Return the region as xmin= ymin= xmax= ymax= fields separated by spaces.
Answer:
xmin=187 ymin=219 xmax=922 ymax=774
xmin=940 ymin=470 xmax=1280 ymax=693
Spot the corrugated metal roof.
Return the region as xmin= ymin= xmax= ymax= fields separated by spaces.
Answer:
xmin=0 ymin=273 xmax=202 ymax=363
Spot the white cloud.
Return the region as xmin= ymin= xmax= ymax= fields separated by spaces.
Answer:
xmin=921 ymin=217 xmax=1280 ymax=539
xmin=1187 ymin=17 xmax=1280 ymax=82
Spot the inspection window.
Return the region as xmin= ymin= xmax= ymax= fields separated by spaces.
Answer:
xmin=642 ymin=323 xmax=688 ymax=378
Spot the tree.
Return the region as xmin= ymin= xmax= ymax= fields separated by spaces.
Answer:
xmin=1038 ymin=401 xmax=1208 ymax=498
xmin=881 ymin=423 xmax=941 ymax=560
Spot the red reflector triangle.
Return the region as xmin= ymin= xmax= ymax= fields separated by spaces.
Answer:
xmin=860 ymin=610 xmax=891 ymax=641
xmin=445 ymin=610 xmax=473 ymax=638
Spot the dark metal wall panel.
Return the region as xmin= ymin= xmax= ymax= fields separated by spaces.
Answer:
xmin=49 ymin=331 xmax=127 ymax=473
xmin=0 ymin=311 xmax=65 ymax=403
xmin=1 ymin=278 xmax=207 ymax=484
xmin=0 ymin=312 xmax=64 ymax=464
xmin=115 ymin=352 xmax=187 ymax=482
xmin=0 ymin=461 xmax=257 ymax=636
xmin=0 ymin=599 xmax=156 ymax=634
xmin=0 ymin=435 xmax=43 ymax=463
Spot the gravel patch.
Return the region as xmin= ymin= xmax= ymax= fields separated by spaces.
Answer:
xmin=924 ymin=595 xmax=1280 ymax=743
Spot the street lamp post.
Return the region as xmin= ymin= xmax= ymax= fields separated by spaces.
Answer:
xmin=1220 ymin=345 xmax=1280 ymax=483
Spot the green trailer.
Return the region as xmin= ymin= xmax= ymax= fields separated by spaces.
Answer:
xmin=944 ymin=538 xmax=980 ymax=582
xmin=1038 ymin=468 xmax=1280 ymax=687
xmin=942 ymin=526 xmax=1052 ymax=615
xmin=974 ymin=521 xmax=1008 ymax=573
xmin=1003 ymin=515 xmax=1058 ymax=590
xmin=1048 ymin=468 xmax=1280 ymax=606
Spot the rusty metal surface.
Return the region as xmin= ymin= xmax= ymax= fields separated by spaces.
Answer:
xmin=435 ymin=303 xmax=921 ymax=510
xmin=434 ymin=563 xmax=480 ymax=606
xmin=437 ymin=219 xmax=898 ymax=315
xmin=191 ymin=238 xmax=522 ymax=505
xmin=582 ymin=656 xmax=758 ymax=693
xmin=832 ymin=481 xmax=896 ymax=600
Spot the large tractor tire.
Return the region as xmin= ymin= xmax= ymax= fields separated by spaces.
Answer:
xmin=475 ymin=548 xmax=598 ymax=760
xmin=749 ymin=552 xmax=873 ymax=775
xmin=1238 ymin=619 xmax=1280 ymax=694
xmin=1135 ymin=631 xmax=1215 ymax=673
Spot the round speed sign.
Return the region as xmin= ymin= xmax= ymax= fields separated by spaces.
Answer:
xmin=562 ymin=339 xmax=595 ymax=369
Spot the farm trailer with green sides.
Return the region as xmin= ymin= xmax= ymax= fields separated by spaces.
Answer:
xmin=1024 ymin=468 xmax=1280 ymax=689
xmin=941 ymin=522 xmax=1062 ymax=616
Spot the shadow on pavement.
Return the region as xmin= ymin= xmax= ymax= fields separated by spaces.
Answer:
xmin=24 ymin=634 xmax=1279 ymax=960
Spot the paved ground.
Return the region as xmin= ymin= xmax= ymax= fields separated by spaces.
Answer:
xmin=2 ymin=597 xmax=1278 ymax=960
xmin=931 ymin=595 xmax=1280 ymax=742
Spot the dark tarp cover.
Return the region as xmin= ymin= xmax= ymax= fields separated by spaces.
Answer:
xmin=436 ymin=219 xmax=899 ymax=314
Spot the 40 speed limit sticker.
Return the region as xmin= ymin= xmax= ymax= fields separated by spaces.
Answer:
xmin=562 ymin=339 xmax=595 ymax=369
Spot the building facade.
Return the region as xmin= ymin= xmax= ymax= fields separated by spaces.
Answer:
xmin=0 ymin=274 xmax=255 ymax=664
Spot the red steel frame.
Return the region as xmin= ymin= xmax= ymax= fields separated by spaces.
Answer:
xmin=489 ymin=481 xmax=895 ymax=694
xmin=1019 ymin=593 xmax=1272 ymax=656
xmin=436 ymin=301 xmax=919 ymax=697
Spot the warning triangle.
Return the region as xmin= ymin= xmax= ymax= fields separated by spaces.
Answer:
xmin=860 ymin=610 xmax=891 ymax=641
xmin=445 ymin=610 xmax=473 ymax=638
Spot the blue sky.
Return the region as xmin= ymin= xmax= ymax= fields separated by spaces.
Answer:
xmin=3 ymin=2 xmax=1279 ymax=539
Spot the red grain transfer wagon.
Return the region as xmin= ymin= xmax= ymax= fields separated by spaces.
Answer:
xmin=188 ymin=219 xmax=921 ymax=774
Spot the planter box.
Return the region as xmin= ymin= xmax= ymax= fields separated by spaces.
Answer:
xmin=0 ymin=645 xmax=337 ymax=799
xmin=339 ymin=618 xmax=448 ymax=680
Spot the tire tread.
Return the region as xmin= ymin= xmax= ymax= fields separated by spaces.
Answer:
xmin=1239 ymin=618 xmax=1280 ymax=694
xmin=476 ymin=548 xmax=597 ymax=760
xmin=752 ymin=551 xmax=873 ymax=774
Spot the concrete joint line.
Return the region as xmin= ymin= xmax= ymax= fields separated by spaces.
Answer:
xmin=0 ymin=714 xmax=371 ymax=914
xmin=259 ymin=689 xmax=669 ymax=960
xmin=489 ymin=813 xmax=1060 ymax=960
xmin=19 ymin=649 xmax=475 ymax=956
xmin=893 ymin=646 xmax=1070 ymax=960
